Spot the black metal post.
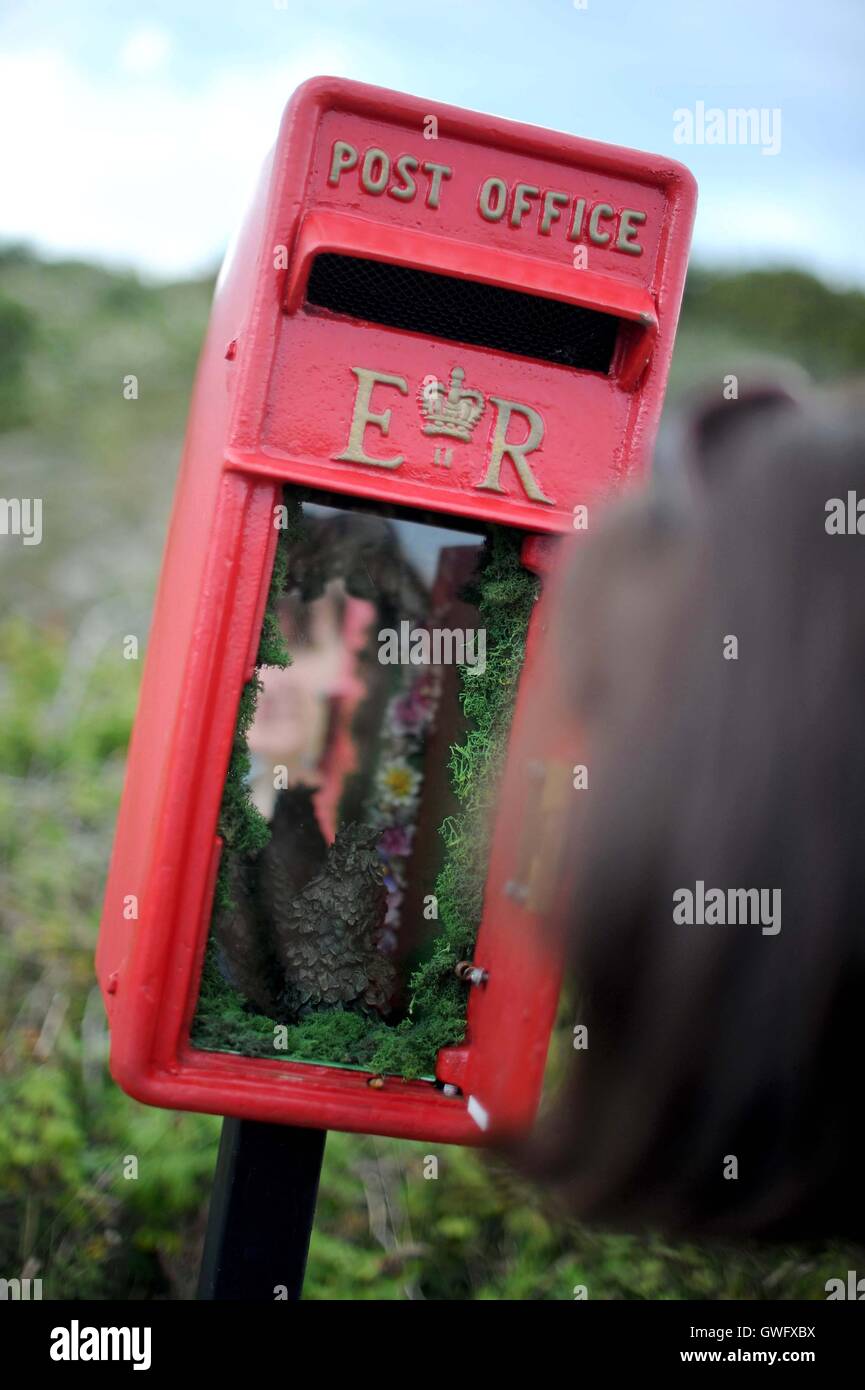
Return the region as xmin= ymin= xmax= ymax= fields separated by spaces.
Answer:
xmin=197 ymin=1118 xmax=327 ymax=1301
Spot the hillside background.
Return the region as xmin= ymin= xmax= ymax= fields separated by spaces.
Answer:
xmin=1 ymin=249 xmax=863 ymax=1299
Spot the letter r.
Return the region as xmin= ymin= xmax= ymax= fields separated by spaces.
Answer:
xmin=477 ymin=397 xmax=554 ymax=505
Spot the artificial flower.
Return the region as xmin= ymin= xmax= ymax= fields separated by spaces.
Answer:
xmin=376 ymin=757 xmax=421 ymax=808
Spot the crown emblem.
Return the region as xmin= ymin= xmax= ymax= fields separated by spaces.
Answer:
xmin=419 ymin=367 xmax=485 ymax=442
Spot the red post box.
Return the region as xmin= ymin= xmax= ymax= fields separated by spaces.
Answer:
xmin=97 ymin=77 xmax=696 ymax=1144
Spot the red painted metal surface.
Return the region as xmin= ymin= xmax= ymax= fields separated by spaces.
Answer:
xmin=97 ymin=77 xmax=696 ymax=1144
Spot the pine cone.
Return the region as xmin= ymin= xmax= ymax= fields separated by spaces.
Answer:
xmin=272 ymin=821 xmax=395 ymax=1018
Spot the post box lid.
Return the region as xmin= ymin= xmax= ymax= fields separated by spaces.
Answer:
xmin=225 ymin=76 xmax=697 ymax=535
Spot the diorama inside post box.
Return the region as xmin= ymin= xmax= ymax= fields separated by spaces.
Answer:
xmin=97 ymin=77 xmax=696 ymax=1145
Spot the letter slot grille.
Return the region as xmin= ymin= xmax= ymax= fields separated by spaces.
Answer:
xmin=305 ymin=253 xmax=618 ymax=374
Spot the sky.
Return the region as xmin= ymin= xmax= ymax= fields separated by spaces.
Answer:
xmin=1 ymin=0 xmax=863 ymax=285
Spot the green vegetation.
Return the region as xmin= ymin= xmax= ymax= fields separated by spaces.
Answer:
xmin=306 ymin=1137 xmax=861 ymax=1302
xmin=674 ymin=267 xmax=865 ymax=386
xmin=0 ymin=618 xmax=221 ymax=1299
xmin=2 ymin=249 xmax=864 ymax=1298
xmin=0 ymin=289 xmax=36 ymax=431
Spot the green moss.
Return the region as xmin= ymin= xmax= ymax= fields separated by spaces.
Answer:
xmin=192 ymin=508 xmax=538 ymax=1079
xmin=194 ymin=941 xmax=397 ymax=1067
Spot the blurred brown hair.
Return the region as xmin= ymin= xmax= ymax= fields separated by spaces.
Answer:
xmin=525 ymin=391 xmax=865 ymax=1240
